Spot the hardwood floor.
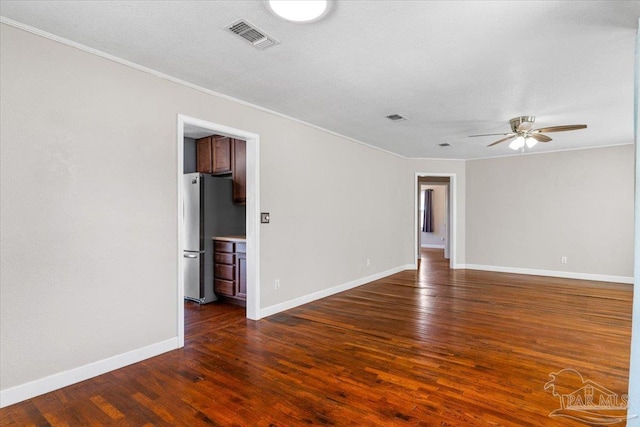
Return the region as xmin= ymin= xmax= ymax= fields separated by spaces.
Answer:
xmin=1 ymin=249 xmax=633 ymax=426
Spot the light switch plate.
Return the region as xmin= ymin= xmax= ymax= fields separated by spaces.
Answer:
xmin=261 ymin=212 xmax=270 ymax=223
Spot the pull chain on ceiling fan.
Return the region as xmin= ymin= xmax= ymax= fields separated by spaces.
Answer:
xmin=469 ymin=116 xmax=587 ymax=151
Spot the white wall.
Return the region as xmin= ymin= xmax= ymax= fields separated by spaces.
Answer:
xmin=0 ymin=23 xmax=418 ymax=401
xmin=465 ymin=145 xmax=635 ymax=281
xmin=420 ymin=184 xmax=446 ymax=248
xmin=257 ymin=119 xmax=410 ymax=309
xmin=0 ymin=24 xmax=181 ymax=397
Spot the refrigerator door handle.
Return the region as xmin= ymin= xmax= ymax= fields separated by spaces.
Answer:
xmin=184 ymin=254 xmax=198 ymax=258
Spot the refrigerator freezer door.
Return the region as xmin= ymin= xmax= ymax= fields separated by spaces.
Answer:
xmin=184 ymin=252 xmax=201 ymax=302
xmin=183 ymin=173 xmax=201 ymax=252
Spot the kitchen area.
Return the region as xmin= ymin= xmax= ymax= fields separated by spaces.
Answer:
xmin=183 ymin=133 xmax=248 ymax=307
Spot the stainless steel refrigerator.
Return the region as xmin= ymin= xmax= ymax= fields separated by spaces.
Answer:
xmin=183 ymin=173 xmax=246 ymax=303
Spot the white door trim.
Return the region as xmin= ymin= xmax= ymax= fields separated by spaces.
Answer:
xmin=177 ymin=115 xmax=261 ymax=347
xmin=414 ymin=173 xmax=457 ymax=269
xmin=444 ymin=182 xmax=450 ymax=259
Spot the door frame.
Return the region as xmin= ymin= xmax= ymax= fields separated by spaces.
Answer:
xmin=414 ymin=173 xmax=457 ymax=268
xmin=177 ymin=114 xmax=261 ymax=347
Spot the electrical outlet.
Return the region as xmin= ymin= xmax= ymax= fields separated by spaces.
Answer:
xmin=274 ymin=279 xmax=280 ymax=290
xmin=561 ymin=256 xmax=567 ymax=264
xmin=366 ymin=258 xmax=371 ymax=267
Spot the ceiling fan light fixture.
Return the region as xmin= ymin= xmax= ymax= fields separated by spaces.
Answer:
xmin=509 ymin=116 xmax=536 ymax=133
xmin=509 ymin=136 xmax=525 ymax=150
xmin=473 ymin=116 xmax=586 ymax=151
xmin=266 ymin=0 xmax=331 ymax=23
xmin=525 ymin=137 xmax=539 ymax=148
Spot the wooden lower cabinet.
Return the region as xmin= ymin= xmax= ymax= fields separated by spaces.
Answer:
xmin=236 ymin=245 xmax=247 ymax=300
xmin=213 ymin=239 xmax=246 ymax=302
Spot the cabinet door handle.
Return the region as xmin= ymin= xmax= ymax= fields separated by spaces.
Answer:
xmin=184 ymin=254 xmax=198 ymax=258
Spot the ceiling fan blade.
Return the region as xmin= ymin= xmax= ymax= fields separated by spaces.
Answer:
xmin=487 ymin=135 xmax=516 ymax=147
xmin=528 ymin=133 xmax=552 ymax=143
xmin=532 ymin=124 xmax=587 ymax=133
xmin=469 ymin=132 xmax=514 ymax=138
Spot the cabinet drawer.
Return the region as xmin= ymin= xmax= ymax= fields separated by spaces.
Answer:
xmin=236 ymin=242 xmax=246 ymax=254
xmin=214 ymin=279 xmax=235 ymax=296
xmin=214 ymin=240 xmax=234 ymax=253
xmin=215 ymin=264 xmax=234 ymax=280
xmin=215 ymin=252 xmax=234 ymax=265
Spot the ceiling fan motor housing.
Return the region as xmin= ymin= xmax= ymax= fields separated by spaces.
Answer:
xmin=510 ymin=116 xmax=535 ymax=133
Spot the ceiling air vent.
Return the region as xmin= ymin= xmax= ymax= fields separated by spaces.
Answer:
xmin=386 ymin=114 xmax=407 ymax=122
xmin=224 ymin=19 xmax=280 ymax=50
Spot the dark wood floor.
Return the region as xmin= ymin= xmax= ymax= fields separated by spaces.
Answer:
xmin=1 ymin=249 xmax=633 ymax=426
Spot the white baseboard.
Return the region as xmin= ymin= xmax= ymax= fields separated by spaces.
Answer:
xmin=461 ymin=264 xmax=634 ymax=284
xmin=0 ymin=337 xmax=178 ymax=408
xmin=421 ymin=244 xmax=445 ymax=249
xmin=259 ymin=264 xmax=415 ymax=318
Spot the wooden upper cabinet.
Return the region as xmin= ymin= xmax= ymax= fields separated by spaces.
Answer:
xmin=212 ymin=136 xmax=232 ymax=175
xmin=232 ymin=139 xmax=246 ymax=205
xmin=197 ymin=135 xmax=246 ymax=205
xmin=196 ymin=135 xmax=232 ymax=175
xmin=196 ymin=137 xmax=213 ymax=174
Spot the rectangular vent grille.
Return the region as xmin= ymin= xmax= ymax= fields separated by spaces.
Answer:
xmin=386 ymin=114 xmax=407 ymax=122
xmin=229 ymin=21 xmax=251 ymax=34
xmin=225 ymin=19 xmax=279 ymax=50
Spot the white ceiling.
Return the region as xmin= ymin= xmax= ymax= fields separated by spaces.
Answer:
xmin=1 ymin=1 xmax=638 ymax=159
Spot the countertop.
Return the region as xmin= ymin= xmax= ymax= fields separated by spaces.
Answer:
xmin=213 ymin=235 xmax=246 ymax=243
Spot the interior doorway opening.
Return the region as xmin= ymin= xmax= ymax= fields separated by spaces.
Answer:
xmin=419 ymin=182 xmax=449 ymax=257
xmin=177 ymin=115 xmax=261 ymax=348
xmin=415 ymin=173 xmax=456 ymax=269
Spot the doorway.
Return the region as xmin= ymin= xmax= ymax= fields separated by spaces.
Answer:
xmin=419 ymin=182 xmax=449 ymax=257
xmin=177 ymin=115 xmax=261 ymax=348
xmin=415 ymin=173 xmax=456 ymax=269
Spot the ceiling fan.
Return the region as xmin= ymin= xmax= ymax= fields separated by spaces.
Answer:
xmin=469 ymin=116 xmax=587 ymax=150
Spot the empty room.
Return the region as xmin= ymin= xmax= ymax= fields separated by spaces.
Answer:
xmin=1 ymin=1 xmax=639 ymax=425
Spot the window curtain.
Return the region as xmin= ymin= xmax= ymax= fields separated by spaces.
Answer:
xmin=422 ymin=189 xmax=434 ymax=233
